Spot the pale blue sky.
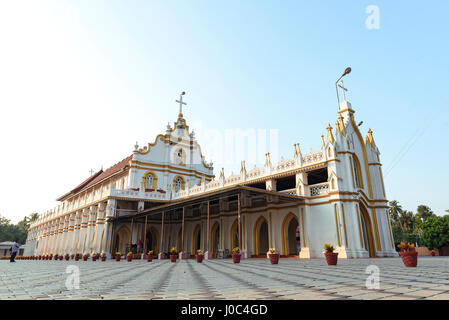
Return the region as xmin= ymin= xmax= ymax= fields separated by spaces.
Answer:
xmin=0 ymin=1 xmax=448 ymax=223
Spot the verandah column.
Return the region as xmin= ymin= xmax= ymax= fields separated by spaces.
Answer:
xmin=180 ymin=207 xmax=186 ymax=259
xmin=60 ymin=215 xmax=70 ymax=254
xmin=205 ymin=201 xmax=212 ymax=259
xmin=64 ymin=214 xmax=75 ymax=254
xmin=79 ymin=208 xmax=89 ymax=254
xmin=70 ymin=211 xmax=81 ymax=254
xmin=103 ymin=199 xmax=116 ymax=257
xmin=85 ymin=206 xmax=97 ymax=253
xmin=143 ymin=215 xmax=148 ymax=254
xmin=91 ymin=204 xmax=105 ymax=253
xmin=158 ymin=211 xmax=165 ymax=259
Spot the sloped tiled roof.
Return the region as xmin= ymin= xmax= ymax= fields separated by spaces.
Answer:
xmin=57 ymin=155 xmax=133 ymax=201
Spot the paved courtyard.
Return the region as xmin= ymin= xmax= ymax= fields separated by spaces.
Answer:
xmin=2 ymin=257 xmax=449 ymax=300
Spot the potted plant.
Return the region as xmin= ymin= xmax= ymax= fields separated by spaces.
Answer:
xmin=231 ymin=247 xmax=241 ymax=263
xmin=101 ymin=252 xmax=107 ymax=262
xmin=59 ymin=255 xmax=63 ymax=260
xmin=147 ymin=250 xmax=153 ymax=262
xmin=268 ymin=248 xmax=280 ymax=264
xmin=70 ymin=254 xmax=75 ymax=260
xmin=83 ymin=253 xmax=89 ymax=261
xmin=170 ymin=247 xmax=178 ymax=262
xmin=54 ymin=253 xmax=59 ymax=260
xmin=196 ymin=250 xmax=204 ymax=263
xmin=324 ymin=244 xmax=338 ymax=265
xmin=115 ymin=252 xmax=121 ymax=261
xmin=431 ymin=249 xmax=436 ymax=256
xmin=126 ymin=252 xmax=133 ymax=262
xmin=64 ymin=254 xmax=70 ymax=261
xmin=75 ymin=253 xmax=81 ymax=261
xmin=398 ymin=242 xmax=418 ymax=267
xmin=92 ymin=253 xmax=98 ymax=262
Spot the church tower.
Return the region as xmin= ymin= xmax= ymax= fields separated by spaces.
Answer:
xmin=323 ymin=72 xmax=396 ymax=258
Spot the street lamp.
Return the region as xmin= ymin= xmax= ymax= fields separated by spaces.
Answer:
xmin=336 ymin=67 xmax=351 ymax=108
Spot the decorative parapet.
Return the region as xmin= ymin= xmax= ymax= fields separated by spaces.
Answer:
xmin=309 ymin=182 xmax=330 ymax=196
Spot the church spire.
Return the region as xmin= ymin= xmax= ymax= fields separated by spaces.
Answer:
xmin=338 ymin=114 xmax=346 ymax=136
xmin=326 ymin=124 xmax=334 ymax=144
xmin=365 ymin=128 xmax=376 ymax=148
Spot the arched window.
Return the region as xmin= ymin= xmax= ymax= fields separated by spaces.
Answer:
xmin=175 ymin=177 xmax=182 ymax=192
xmin=352 ymin=155 xmax=364 ymax=188
xmin=146 ymin=174 xmax=153 ymax=189
xmin=174 ymin=148 xmax=185 ymax=165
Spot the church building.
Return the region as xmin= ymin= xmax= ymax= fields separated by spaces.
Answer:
xmin=25 ymin=86 xmax=397 ymax=259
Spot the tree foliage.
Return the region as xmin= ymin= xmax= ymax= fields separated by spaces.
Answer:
xmin=0 ymin=213 xmax=40 ymax=244
xmin=388 ymin=201 xmax=437 ymax=250
xmin=420 ymin=216 xmax=449 ymax=250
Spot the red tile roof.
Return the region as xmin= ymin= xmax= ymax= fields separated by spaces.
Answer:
xmin=57 ymin=155 xmax=133 ymax=201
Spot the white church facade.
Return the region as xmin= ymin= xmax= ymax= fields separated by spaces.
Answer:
xmin=25 ymin=89 xmax=397 ymax=259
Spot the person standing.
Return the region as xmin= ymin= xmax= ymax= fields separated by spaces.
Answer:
xmin=10 ymin=240 xmax=20 ymax=262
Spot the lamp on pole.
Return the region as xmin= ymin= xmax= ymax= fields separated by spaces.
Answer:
xmin=335 ymin=67 xmax=351 ymax=108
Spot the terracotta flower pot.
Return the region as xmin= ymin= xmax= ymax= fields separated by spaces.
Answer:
xmin=115 ymin=256 xmax=121 ymax=262
xmin=324 ymin=252 xmax=338 ymax=265
xmin=196 ymin=254 xmax=204 ymax=263
xmin=147 ymin=255 xmax=153 ymax=262
xmin=232 ymin=253 xmax=241 ymax=264
xmin=101 ymin=256 xmax=106 ymax=261
xmin=170 ymin=254 xmax=177 ymax=262
xmin=127 ymin=255 xmax=132 ymax=262
xmin=269 ymin=253 xmax=280 ymax=264
xmin=399 ymin=251 xmax=418 ymax=267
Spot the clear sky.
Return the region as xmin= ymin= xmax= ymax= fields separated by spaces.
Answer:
xmin=0 ymin=1 xmax=448 ymax=223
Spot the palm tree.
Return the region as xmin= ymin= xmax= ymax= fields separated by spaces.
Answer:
xmin=388 ymin=200 xmax=403 ymax=226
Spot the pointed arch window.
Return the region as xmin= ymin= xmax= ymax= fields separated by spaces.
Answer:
xmin=175 ymin=177 xmax=182 ymax=192
xmin=146 ymin=175 xmax=153 ymax=189
xmin=352 ymin=155 xmax=364 ymax=188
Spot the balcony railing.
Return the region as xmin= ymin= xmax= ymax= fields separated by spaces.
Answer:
xmin=279 ymin=188 xmax=297 ymax=195
xmin=309 ymin=182 xmax=329 ymax=196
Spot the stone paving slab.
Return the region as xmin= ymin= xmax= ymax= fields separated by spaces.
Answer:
xmin=2 ymin=257 xmax=449 ymax=300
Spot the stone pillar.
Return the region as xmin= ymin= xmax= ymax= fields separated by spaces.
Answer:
xmin=65 ymin=213 xmax=75 ymax=254
xmin=70 ymin=211 xmax=81 ymax=254
xmin=39 ymin=223 xmax=47 ymax=254
xmin=103 ymin=199 xmax=116 ymax=257
xmin=49 ymin=220 xmax=57 ymax=254
xmin=93 ymin=202 xmax=107 ymax=253
xmin=79 ymin=208 xmax=90 ymax=254
xmin=85 ymin=206 xmax=97 ymax=253
xmin=266 ymin=179 xmax=277 ymax=191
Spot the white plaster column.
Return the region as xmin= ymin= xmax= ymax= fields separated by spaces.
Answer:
xmin=70 ymin=211 xmax=81 ymax=254
xmin=49 ymin=220 xmax=57 ymax=254
xmin=103 ymin=199 xmax=116 ymax=257
xmin=85 ymin=206 xmax=97 ymax=253
xmin=65 ymin=213 xmax=75 ymax=254
xmin=93 ymin=202 xmax=107 ymax=253
xmin=60 ymin=215 xmax=69 ymax=254
xmin=79 ymin=209 xmax=89 ymax=253
xmin=40 ymin=223 xmax=49 ymax=254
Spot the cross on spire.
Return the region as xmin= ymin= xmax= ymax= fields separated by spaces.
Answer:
xmin=89 ymin=169 xmax=95 ymax=176
xmin=175 ymin=91 xmax=187 ymax=116
xmin=338 ymin=80 xmax=348 ymax=101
